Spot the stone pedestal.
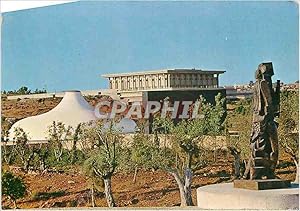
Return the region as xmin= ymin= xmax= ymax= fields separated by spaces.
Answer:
xmin=234 ymin=179 xmax=291 ymax=190
xmin=197 ymin=183 xmax=299 ymax=209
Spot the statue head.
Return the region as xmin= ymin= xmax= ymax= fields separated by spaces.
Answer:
xmin=260 ymin=62 xmax=274 ymax=76
xmin=255 ymin=68 xmax=262 ymax=80
xmin=256 ymin=62 xmax=274 ymax=80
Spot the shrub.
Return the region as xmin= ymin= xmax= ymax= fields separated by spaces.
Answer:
xmin=2 ymin=171 xmax=26 ymax=208
xmin=32 ymin=191 xmax=65 ymax=201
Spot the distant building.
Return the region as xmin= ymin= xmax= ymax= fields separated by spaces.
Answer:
xmin=102 ymin=68 xmax=226 ymax=103
xmin=281 ymin=81 xmax=299 ymax=91
xmin=225 ymin=86 xmax=253 ymax=100
xmin=225 ymin=81 xmax=299 ymax=101
xmin=102 ymin=68 xmax=224 ymax=91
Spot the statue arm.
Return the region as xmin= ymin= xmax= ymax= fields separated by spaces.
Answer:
xmin=260 ymin=80 xmax=273 ymax=114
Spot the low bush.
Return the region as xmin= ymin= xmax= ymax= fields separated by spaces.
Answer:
xmin=32 ymin=190 xmax=65 ymax=201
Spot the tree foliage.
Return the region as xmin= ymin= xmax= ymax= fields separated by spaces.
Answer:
xmin=131 ymin=133 xmax=154 ymax=168
xmin=2 ymin=86 xmax=47 ymax=95
xmin=47 ymin=121 xmax=72 ymax=162
xmin=13 ymin=127 xmax=36 ymax=171
xmin=234 ymin=98 xmax=252 ymax=115
xmin=1 ymin=128 xmax=15 ymax=165
xmin=278 ymin=90 xmax=299 ymax=182
xmin=2 ymin=171 xmax=26 ymax=208
xmin=226 ymin=98 xmax=252 ymax=159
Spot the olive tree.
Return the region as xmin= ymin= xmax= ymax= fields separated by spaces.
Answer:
xmin=13 ymin=127 xmax=36 ymax=171
xmin=142 ymin=117 xmax=210 ymax=207
xmin=168 ymin=119 xmax=205 ymax=206
xmin=145 ymin=95 xmax=225 ymax=207
xmin=131 ymin=133 xmax=149 ymax=183
xmin=81 ymin=120 xmax=123 ymax=207
xmin=130 ymin=131 xmax=160 ymax=183
xmin=82 ymin=159 xmax=104 ymax=207
xmin=71 ymin=124 xmax=82 ymax=164
xmin=1 ymin=129 xmax=15 ymax=165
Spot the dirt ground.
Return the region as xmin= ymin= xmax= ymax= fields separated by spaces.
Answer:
xmin=2 ymin=163 xmax=295 ymax=209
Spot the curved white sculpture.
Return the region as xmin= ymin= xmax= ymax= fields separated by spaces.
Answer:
xmin=9 ymin=90 xmax=97 ymax=141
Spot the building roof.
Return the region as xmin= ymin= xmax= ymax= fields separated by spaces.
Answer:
xmin=102 ymin=68 xmax=225 ymax=78
xmin=8 ymin=91 xmax=138 ymax=141
xmin=9 ymin=91 xmax=97 ymax=141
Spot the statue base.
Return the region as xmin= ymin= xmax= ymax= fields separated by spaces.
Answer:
xmin=234 ymin=179 xmax=291 ymax=190
xmin=197 ymin=183 xmax=299 ymax=209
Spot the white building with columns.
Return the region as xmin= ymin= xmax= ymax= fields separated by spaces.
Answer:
xmin=102 ymin=68 xmax=225 ymax=92
xmin=101 ymin=68 xmax=225 ymax=102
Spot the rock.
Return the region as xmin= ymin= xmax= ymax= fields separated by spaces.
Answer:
xmin=6 ymin=117 xmax=17 ymax=124
xmin=28 ymin=170 xmax=39 ymax=175
xmin=67 ymin=200 xmax=77 ymax=207
xmin=41 ymin=201 xmax=50 ymax=208
xmin=53 ymin=201 xmax=67 ymax=207
xmin=141 ymin=183 xmax=150 ymax=189
xmin=38 ymin=98 xmax=45 ymax=104
xmin=131 ymin=198 xmax=139 ymax=204
xmin=209 ymin=169 xmax=217 ymax=175
xmin=76 ymin=191 xmax=90 ymax=206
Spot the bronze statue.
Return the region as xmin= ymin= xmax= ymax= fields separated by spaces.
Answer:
xmin=243 ymin=62 xmax=280 ymax=180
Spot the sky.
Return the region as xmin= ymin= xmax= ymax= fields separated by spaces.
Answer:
xmin=1 ymin=1 xmax=299 ymax=92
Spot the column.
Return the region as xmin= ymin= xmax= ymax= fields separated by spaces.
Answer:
xmin=109 ymin=78 xmax=112 ymax=89
xmin=121 ymin=77 xmax=124 ymax=90
xmin=167 ymin=74 xmax=170 ymax=88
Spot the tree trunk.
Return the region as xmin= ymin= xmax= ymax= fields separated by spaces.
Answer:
xmin=13 ymin=199 xmax=17 ymax=209
xmin=183 ymin=168 xmax=194 ymax=206
xmin=3 ymin=145 xmax=13 ymax=164
xmin=24 ymin=161 xmax=29 ymax=172
xmin=133 ymin=166 xmax=138 ymax=184
xmin=213 ymin=137 xmax=217 ymax=162
xmin=24 ymin=158 xmax=31 ymax=172
xmin=55 ymin=149 xmax=63 ymax=162
xmin=103 ymin=177 xmax=115 ymax=207
xmin=91 ymin=182 xmax=95 ymax=207
xmin=233 ymin=153 xmax=241 ymax=178
xmin=39 ymin=158 xmax=46 ymax=171
xmin=71 ymin=150 xmax=77 ymax=164
xmin=24 ymin=152 xmax=35 ymax=172
xmin=173 ymin=173 xmax=187 ymax=206
xmin=71 ymin=140 xmax=77 ymax=164
xmin=293 ymin=159 xmax=299 ymax=183
xmin=169 ymin=170 xmax=191 ymax=207
xmin=243 ymin=158 xmax=251 ymax=179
